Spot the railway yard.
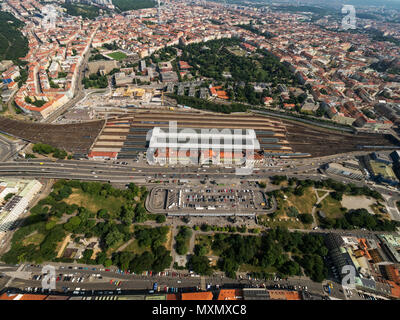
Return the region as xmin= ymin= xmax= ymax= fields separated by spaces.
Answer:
xmin=0 ymin=110 xmax=398 ymax=160
xmin=89 ymin=110 xmax=400 ymax=160
xmin=0 ymin=118 xmax=105 ymax=154
xmin=283 ymin=120 xmax=399 ymax=158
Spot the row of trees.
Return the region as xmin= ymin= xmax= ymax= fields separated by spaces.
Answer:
xmin=32 ymin=143 xmax=68 ymax=159
xmin=175 ymin=226 xmax=192 ymax=255
xmin=111 ymin=245 xmax=172 ymax=274
xmin=171 ymin=94 xmax=248 ymax=114
xmin=319 ymin=208 xmax=400 ymax=232
xmin=196 ymin=223 xmax=249 ymax=234
xmin=270 ymin=176 xmax=383 ymax=201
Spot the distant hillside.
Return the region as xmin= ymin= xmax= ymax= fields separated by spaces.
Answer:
xmin=61 ymin=3 xmax=105 ymax=19
xmin=0 ymin=11 xmax=29 ymax=62
xmin=112 ymin=0 xmax=156 ymax=12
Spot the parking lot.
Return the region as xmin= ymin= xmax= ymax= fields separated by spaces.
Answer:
xmin=148 ymin=185 xmax=274 ymax=214
xmin=21 ymin=264 xmax=204 ymax=295
xmin=181 ymin=187 xmax=269 ymax=211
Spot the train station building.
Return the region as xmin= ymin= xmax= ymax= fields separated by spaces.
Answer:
xmin=146 ymin=126 xmax=262 ymax=166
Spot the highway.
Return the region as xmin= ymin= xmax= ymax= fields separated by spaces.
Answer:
xmin=0 ymin=263 xmax=338 ymax=299
xmin=1 ymin=157 xmax=400 ymax=220
xmin=0 ymin=156 xmax=399 ymax=192
xmin=0 ymin=159 xmax=328 ymax=183
xmin=1 ymin=153 xmax=400 ymax=221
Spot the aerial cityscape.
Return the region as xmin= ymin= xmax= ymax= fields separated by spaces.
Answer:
xmin=0 ymin=0 xmax=400 ymax=306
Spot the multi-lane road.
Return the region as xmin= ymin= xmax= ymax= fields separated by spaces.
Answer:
xmin=0 ymin=263 xmax=338 ymax=299
xmin=1 ymin=154 xmax=400 ymax=220
xmin=0 ymin=158 xmax=327 ymax=181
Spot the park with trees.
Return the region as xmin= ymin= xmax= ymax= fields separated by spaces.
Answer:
xmin=189 ymin=227 xmax=328 ymax=282
xmin=82 ymin=72 xmax=108 ymax=89
xmin=266 ymin=176 xmax=399 ymax=231
xmin=1 ymin=180 xmax=172 ymax=271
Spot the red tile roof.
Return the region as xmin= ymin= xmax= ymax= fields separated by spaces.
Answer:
xmin=181 ymin=292 xmax=213 ymax=300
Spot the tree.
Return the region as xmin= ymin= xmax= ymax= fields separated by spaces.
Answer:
xmin=156 ymin=215 xmax=166 ymax=223
xmin=331 ymin=192 xmax=343 ymax=201
xmin=4 ymin=193 xmax=15 ymax=201
xmin=82 ymin=249 xmax=93 ymax=263
xmin=45 ymin=221 xmax=56 ymax=230
xmin=118 ymin=251 xmax=135 ymax=271
xmin=130 ymin=251 xmax=154 ymax=274
xmin=120 ymin=205 xmax=135 ymax=226
xmin=219 ymin=258 xmax=239 ymax=278
xmin=175 ymin=226 xmax=192 ymax=255
xmin=299 ymin=213 xmax=314 ymax=224
xmin=134 ymin=203 xmax=148 ymax=222
xmin=297 ymin=254 xmax=327 ymax=282
xmin=258 ymin=181 xmax=266 ymax=189
xmin=97 ymin=209 xmax=110 ymax=220
xmin=194 ymin=244 xmax=208 ymax=256
xmin=190 ymin=255 xmax=213 ymax=276
xmin=152 ymin=246 xmax=172 ymax=272
xmin=176 ymin=242 xmax=188 ymax=255
xmin=105 ymin=229 xmax=124 ymax=249
xmin=96 ymin=252 xmax=107 ymax=265
xmin=279 ymin=260 xmax=302 ymax=277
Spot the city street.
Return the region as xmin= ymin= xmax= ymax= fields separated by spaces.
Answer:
xmin=0 ymin=263 xmax=344 ymax=299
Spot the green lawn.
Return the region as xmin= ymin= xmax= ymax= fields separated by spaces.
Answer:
xmin=106 ymin=51 xmax=127 ymax=61
xmin=320 ymin=195 xmax=344 ymax=219
xmin=195 ymin=234 xmax=215 ymax=255
xmin=286 ymin=187 xmax=317 ymax=214
xmin=238 ymin=264 xmax=277 ymax=274
xmin=22 ymin=232 xmax=45 ymax=246
xmin=317 ymin=190 xmax=329 ymax=198
xmin=258 ymin=214 xmax=309 ymax=230
xmin=124 ymin=239 xmax=150 ymax=255
xmin=64 ymin=188 xmax=124 ymax=218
